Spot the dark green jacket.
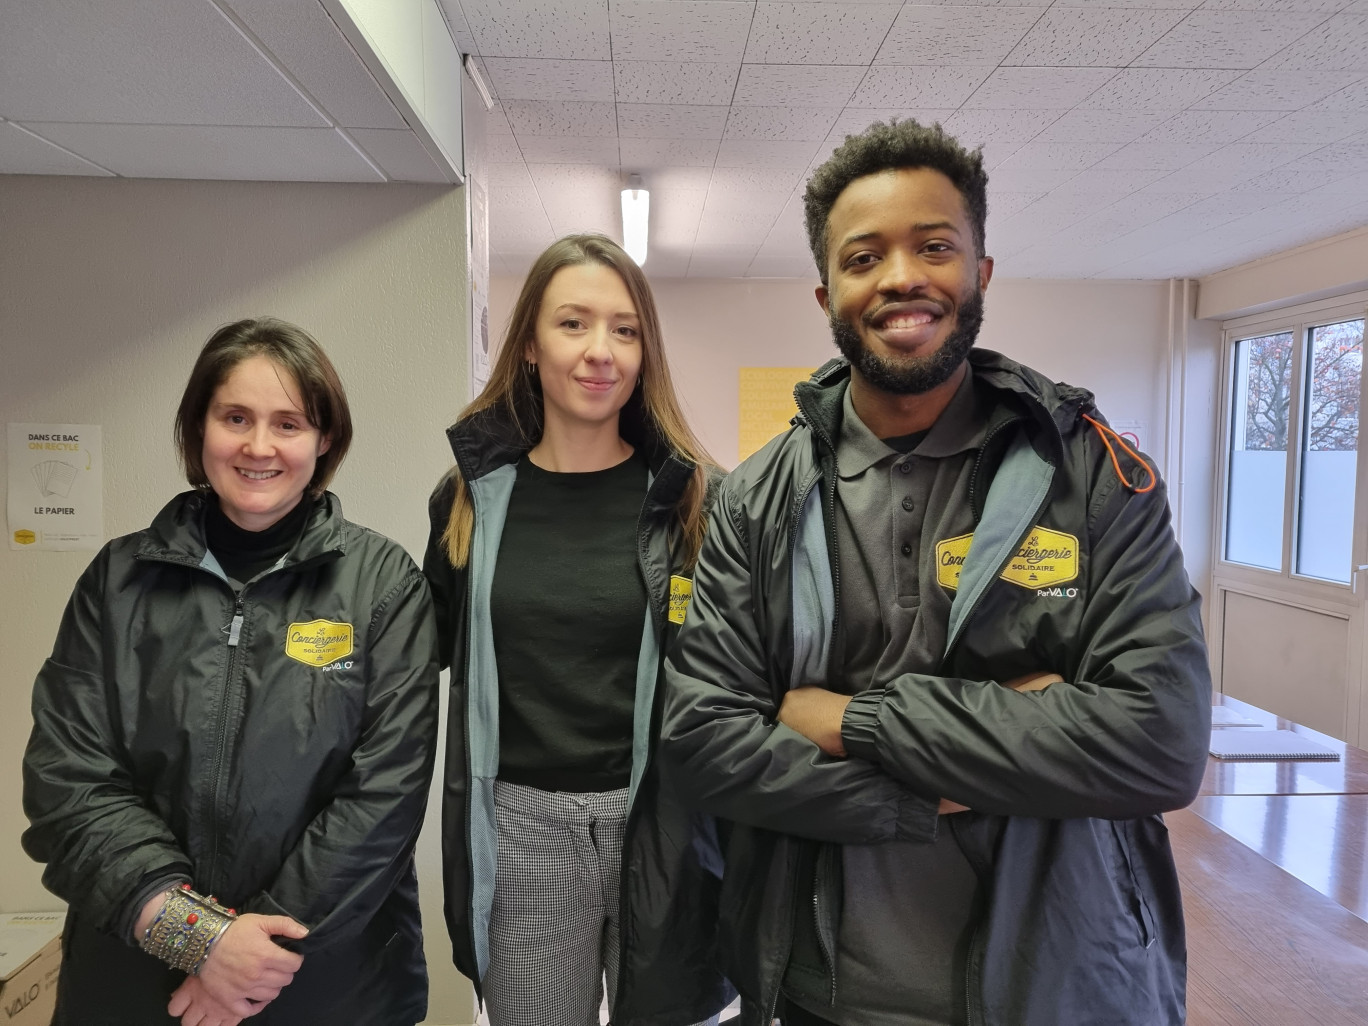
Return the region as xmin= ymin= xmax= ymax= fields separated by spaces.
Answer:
xmin=663 ymin=350 xmax=1212 ymax=1026
xmin=23 ymin=491 xmax=439 ymax=1026
xmin=423 ymin=399 xmax=733 ymax=1026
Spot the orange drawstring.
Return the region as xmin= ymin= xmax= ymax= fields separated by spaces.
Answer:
xmin=1082 ymin=413 xmax=1157 ymax=494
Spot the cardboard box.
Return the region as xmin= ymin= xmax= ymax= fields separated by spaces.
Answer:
xmin=0 ymin=914 xmax=63 ymax=1026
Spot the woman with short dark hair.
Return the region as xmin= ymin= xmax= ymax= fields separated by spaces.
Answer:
xmin=23 ymin=317 xmax=439 ymax=1026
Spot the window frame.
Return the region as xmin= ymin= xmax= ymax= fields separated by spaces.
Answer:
xmin=1214 ymin=291 xmax=1368 ymax=609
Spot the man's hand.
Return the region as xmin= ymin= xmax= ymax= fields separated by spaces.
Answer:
xmin=1001 ymin=671 xmax=1064 ymax=692
xmin=167 ymin=976 xmax=244 ymax=1026
xmin=777 ymin=686 xmax=853 ymax=757
xmin=190 ymin=914 xmax=308 ymax=1017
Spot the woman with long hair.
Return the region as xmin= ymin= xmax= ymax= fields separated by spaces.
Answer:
xmin=23 ymin=318 xmax=438 ymax=1026
xmin=424 ymin=234 xmax=730 ymax=1026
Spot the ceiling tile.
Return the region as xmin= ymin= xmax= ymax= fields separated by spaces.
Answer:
xmin=831 ymin=109 xmax=960 ymax=136
xmin=434 ymin=0 xmax=477 ymax=53
xmin=613 ymin=62 xmax=741 ymax=105
xmin=1043 ymin=0 xmax=1195 ymax=7
xmin=1227 ymin=161 xmax=1362 ymax=191
xmin=641 ymin=248 xmax=693 ymax=278
xmin=502 ymin=100 xmax=618 ymax=137
xmin=1063 ymin=166 xmax=1172 ymax=193
xmin=1095 ymin=141 xmax=1224 ymax=169
xmin=486 ymin=105 xmax=516 ymax=136
xmin=875 ymin=7 xmax=1045 ymax=65
xmin=0 ymin=120 xmax=113 ymax=175
xmin=483 ymin=59 xmax=615 ymax=102
xmin=1131 ymin=11 xmax=1329 ymax=69
xmin=942 ymin=109 xmax=1065 ymax=145
xmin=851 ymin=67 xmax=997 ymax=108
xmin=1003 ymin=8 xmax=1188 ymax=67
xmin=349 ymin=127 xmax=448 ymax=181
xmin=709 ymin=165 xmax=809 ymax=195
xmin=1308 ymin=79 xmax=1368 ymax=111
xmin=653 ymin=189 xmax=708 ymax=248
xmin=744 ymin=3 xmax=903 ymax=65
xmin=688 ymin=248 xmax=759 ymax=278
xmin=1139 ymin=109 xmax=1286 ymax=144
xmin=986 ymin=190 xmax=1048 ymax=220
xmin=487 ymin=134 xmax=525 ymax=162
xmin=227 ymin=0 xmax=406 ymax=130
xmin=1242 ymin=110 xmax=1368 ymax=143
xmin=611 ymin=1 xmax=755 ymax=62
xmin=1298 ymin=136 xmax=1368 ymax=173
xmin=1260 ymin=13 xmax=1368 ymax=69
xmin=617 ymin=103 xmax=730 ymax=140
xmin=963 ymin=68 xmax=1121 ymax=109
xmin=733 ymin=65 xmax=867 ymax=107
xmin=619 ymin=138 xmax=720 ymax=167
xmin=486 ymin=161 xmax=536 ymax=188
xmin=1165 ymin=142 xmax=1320 ymax=188
xmin=1193 ymin=70 xmax=1364 ymax=110
xmin=1201 ymin=0 xmax=1354 ymax=9
xmin=518 ymin=135 xmax=622 ymax=164
xmin=1076 ymin=69 xmax=1245 ymax=111
xmin=0 ymin=0 xmax=327 ymax=126
xmin=19 ymin=123 xmax=385 ymax=181
xmin=724 ymin=106 xmax=842 ymax=141
xmin=645 ymin=167 xmax=715 ymax=193
xmin=459 ymin=0 xmax=610 ymax=59
xmin=985 ymin=165 xmax=1083 ymax=191
xmin=1033 ymin=109 xmax=1170 ymax=144
xmin=992 ymin=142 xmax=1121 ymax=170
xmin=716 ymin=138 xmax=823 ymax=167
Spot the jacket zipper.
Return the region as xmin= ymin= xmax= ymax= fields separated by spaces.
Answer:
xmin=206 ymin=596 xmax=245 ymax=893
xmin=612 ymin=461 xmax=684 ymax=1015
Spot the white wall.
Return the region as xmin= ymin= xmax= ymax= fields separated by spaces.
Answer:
xmin=0 ymin=175 xmax=474 ymax=1025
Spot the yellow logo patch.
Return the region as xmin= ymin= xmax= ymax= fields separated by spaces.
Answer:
xmin=936 ymin=533 xmax=974 ymax=590
xmin=285 ymin=619 xmax=354 ymax=667
xmin=1000 ymin=526 xmax=1079 ymax=588
xmin=936 ymin=527 xmax=1080 ymax=591
xmin=668 ymin=575 xmax=693 ymax=625
xmin=13 ymin=529 xmax=36 ymax=545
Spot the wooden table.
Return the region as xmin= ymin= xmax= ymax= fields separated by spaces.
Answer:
xmin=1171 ymin=806 xmax=1368 ymax=1025
xmin=1200 ymin=694 xmax=1368 ymax=797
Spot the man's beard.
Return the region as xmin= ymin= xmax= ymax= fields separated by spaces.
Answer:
xmin=829 ymin=287 xmax=985 ymax=396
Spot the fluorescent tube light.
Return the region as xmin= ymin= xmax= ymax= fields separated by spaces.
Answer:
xmin=621 ymin=174 xmax=649 ymax=268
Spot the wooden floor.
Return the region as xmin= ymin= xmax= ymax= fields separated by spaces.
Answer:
xmin=1176 ymin=695 xmax=1368 ymax=1024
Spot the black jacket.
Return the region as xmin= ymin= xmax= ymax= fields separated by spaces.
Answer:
xmin=662 ymin=351 xmax=1212 ymax=1026
xmin=23 ymin=491 xmax=439 ymax=1026
xmin=423 ymin=401 xmax=733 ymax=1026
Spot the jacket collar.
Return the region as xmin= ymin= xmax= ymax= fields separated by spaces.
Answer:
xmin=445 ymin=395 xmax=696 ymax=510
xmin=794 ymin=348 xmax=1094 ymax=464
xmin=136 ymin=490 xmax=347 ymax=567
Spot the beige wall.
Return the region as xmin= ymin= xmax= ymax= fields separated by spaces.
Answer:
xmin=0 ymin=175 xmax=474 ymax=1025
xmin=491 ymin=275 xmax=1174 ymax=473
xmin=1198 ymin=225 xmax=1368 ymax=321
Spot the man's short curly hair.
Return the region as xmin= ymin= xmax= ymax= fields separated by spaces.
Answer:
xmin=804 ymin=119 xmax=988 ymax=284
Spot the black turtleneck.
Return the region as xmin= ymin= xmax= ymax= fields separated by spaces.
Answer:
xmin=204 ymin=494 xmax=314 ymax=587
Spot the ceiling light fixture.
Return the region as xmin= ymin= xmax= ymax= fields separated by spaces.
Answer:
xmin=621 ymin=173 xmax=649 ymax=268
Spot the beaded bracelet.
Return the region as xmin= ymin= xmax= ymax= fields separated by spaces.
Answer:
xmin=139 ymin=883 xmax=238 ymax=975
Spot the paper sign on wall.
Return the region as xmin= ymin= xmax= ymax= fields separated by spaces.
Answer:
xmin=738 ymin=367 xmax=816 ymax=463
xmin=8 ymin=423 xmax=104 ymax=551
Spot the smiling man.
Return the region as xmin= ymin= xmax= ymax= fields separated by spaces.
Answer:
xmin=662 ymin=120 xmax=1213 ymax=1026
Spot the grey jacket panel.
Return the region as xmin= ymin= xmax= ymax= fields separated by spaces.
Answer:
xmin=661 ymin=349 xmax=1211 ymax=1025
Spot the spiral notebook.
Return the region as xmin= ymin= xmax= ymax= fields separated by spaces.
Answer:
xmin=1208 ymin=729 xmax=1341 ymax=761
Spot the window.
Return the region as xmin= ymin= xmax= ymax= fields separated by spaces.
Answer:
xmin=1222 ymin=312 xmax=1366 ymax=583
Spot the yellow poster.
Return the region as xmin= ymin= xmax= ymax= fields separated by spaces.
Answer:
xmin=738 ymin=367 xmax=816 ymax=463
